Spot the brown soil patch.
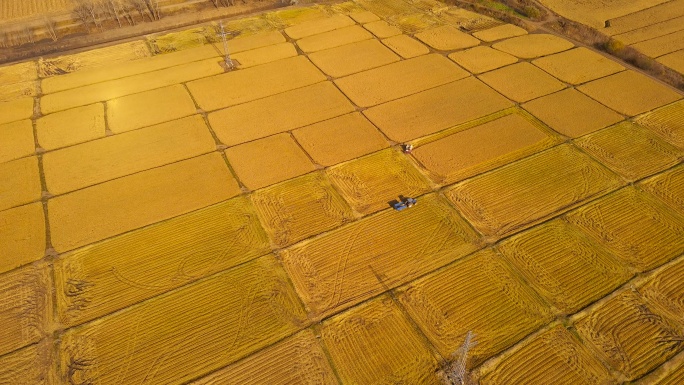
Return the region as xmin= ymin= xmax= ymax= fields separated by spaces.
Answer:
xmin=532 ymin=47 xmax=625 ymax=85
xmin=0 ymin=156 xmax=41 ymax=212
xmin=0 ymin=203 xmax=45 ymax=275
xmin=308 ymin=38 xmax=400 ymax=78
xmin=478 ymin=62 xmax=566 ymax=103
xmin=449 ymin=45 xmax=518 ymax=74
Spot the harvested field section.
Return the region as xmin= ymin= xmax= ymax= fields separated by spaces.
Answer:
xmin=412 ymin=112 xmax=558 ymax=184
xmin=566 ymin=187 xmax=684 ymax=272
xmin=578 ymin=70 xmax=682 ymax=116
xmin=532 ymin=47 xmax=625 ymax=85
xmin=632 ymin=30 xmax=684 ymax=58
xmin=498 ymin=219 xmax=632 ymax=314
xmin=0 ymin=203 xmax=45 ymax=275
xmin=478 ymin=62 xmax=566 ymax=103
xmin=209 ymin=82 xmax=355 ymax=146
xmin=57 ymin=255 xmax=307 ymax=385
xmin=414 ymin=25 xmax=480 ymax=50
xmin=658 ymin=50 xmax=684 ymax=75
xmin=0 ymin=156 xmax=41 ymax=212
xmin=106 ymin=84 xmax=197 ymax=134
xmin=479 ymin=325 xmax=614 ymax=385
xmin=641 ymin=165 xmax=684 ymax=214
xmin=225 ymin=134 xmax=316 ymax=190
xmin=0 ymin=344 xmax=51 ymax=385
xmin=48 ymin=153 xmax=240 ymax=252
xmin=448 ymin=46 xmax=518 ymax=74
xmin=473 ymin=24 xmax=527 ymax=42
xmin=320 ymin=296 xmax=440 ymax=384
xmin=575 ymin=121 xmax=682 ymax=181
xmin=446 ymin=145 xmax=623 ymax=238
xmin=187 ymin=56 xmax=325 ymax=112
xmin=492 ymin=34 xmax=574 ymax=59
xmin=636 ymin=100 xmax=684 ymax=149
xmin=602 ymin=0 xmax=684 ymax=36
xmin=0 ymin=120 xmax=34 ymax=163
xmin=54 ymin=196 xmax=270 ymax=327
xmin=190 ymin=329 xmax=337 ymax=385
xmin=397 ymin=249 xmax=553 ymax=365
xmin=37 ymin=41 xmax=150 ymax=78
xmin=296 ymin=25 xmax=373 ymax=53
xmin=335 ymin=54 xmax=469 ymax=107
xmin=540 ymin=0 xmax=672 ymax=29
xmin=0 ymin=97 xmax=33 ymax=125
xmin=613 ymin=16 xmax=684 ymax=45
xmin=40 ymin=58 xmax=224 ymax=114
xmin=574 ymin=290 xmax=684 ymax=380
xmin=326 ymin=148 xmax=433 ymax=214
xmin=522 ymin=88 xmax=624 ymax=138
xmin=0 ymin=265 xmax=50 ymax=356
xmin=251 ymin=172 xmax=354 ymax=247
xmin=640 ymin=258 xmax=684 ymax=322
xmin=309 ymin=39 xmax=400 ymax=78
xmin=364 ymin=77 xmax=514 ymax=142
xmin=382 ymin=34 xmax=430 ymax=59
xmin=36 ymin=103 xmax=105 ymax=150
xmin=292 ymin=112 xmax=389 ymax=166
xmin=43 ymin=115 xmax=216 ymax=195
xmin=280 ymin=193 xmax=480 ymax=318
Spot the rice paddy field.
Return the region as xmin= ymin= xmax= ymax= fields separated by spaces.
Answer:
xmin=0 ymin=0 xmax=684 ymax=383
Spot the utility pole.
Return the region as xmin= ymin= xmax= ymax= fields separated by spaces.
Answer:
xmin=218 ymin=21 xmax=235 ymax=70
xmin=444 ymin=331 xmax=477 ymax=385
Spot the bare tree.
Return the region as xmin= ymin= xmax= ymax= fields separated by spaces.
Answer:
xmin=21 ymin=24 xmax=35 ymax=44
xmin=43 ymin=17 xmax=59 ymax=41
xmin=103 ymin=0 xmax=123 ymax=27
xmin=128 ymin=0 xmax=151 ymax=22
xmin=73 ymin=0 xmax=92 ymax=31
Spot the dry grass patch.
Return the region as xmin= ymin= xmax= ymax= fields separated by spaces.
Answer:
xmin=364 ymin=77 xmax=514 ymax=142
xmin=412 ymin=112 xmax=557 ymax=184
xmin=0 ymin=120 xmax=34 ymax=163
xmin=473 ymin=23 xmax=527 ymax=42
xmin=54 ymin=196 xmax=270 ymax=327
xmin=326 ymin=148 xmax=433 ymax=214
xmin=0 ymin=156 xmax=41 ymax=212
xmin=574 ymin=290 xmax=684 ymax=381
xmin=280 ymin=193 xmax=480 ymax=318
xmin=0 ymin=203 xmax=44 ymax=275
xmin=0 ymin=97 xmax=33 ymax=125
xmin=479 ymin=325 xmax=614 ymax=385
xmin=575 ymin=121 xmax=682 ymax=181
xmin=414 ymin=25 xmax=481 ymax=50
xmin=292 ymin=112 xmax=389 ymax=166
xmin=446 ymin=145 xmax=623 ymax=238
xmin=321 ymin=296 xmax=440 ymax=384
xmin=578 ymin=70 xmax=682 ymax=116
xmin=522 ymin=88 xmax=624 ymax=138
xmin=532 ymin=47 xmax=625 ymax=85
xmin=335 ymin=53 xmax=469 ymax=107
xmin=309 ymin=39 xmax=400 ymax=78
xmin=209 ymin=82 xmax=355 ymax=146
xmin=635 ymin=99 xmax=684 ymax=149
xmin=251 ymin=172 xmax=354 ymax=248
xmin=449 ymin=46 xmax=518 ymax=74
xmin=296 ymin=25 xmax=373 ymax=53
xmin=498 ymin=219 xmax=632 ymax=314
xmin=57 ymin=255 xmax=307 ymax=385
xmin=48 ymin=153 xmax=240 ymax=252
xmin=566 ymin=187 xmax=684 ymax=272
xmin=190 ymin=330 xmax=337 ymax=385
xmin=397 ymin=249 xmax=552 ymax=366
xmin=36 ymin=103 xmax=105 ymax=150
xmin=640 ymin=165 xmax=684 ymax=214
xmin=479 ymin=62 xmax=566 ymax=103
xmin=362 ymin=20 xmax=403 ymax=38
xmin=382 ymin=34 xmax=430 ymax=58
xmin=492 ymin=34 xmax=574 ymax=59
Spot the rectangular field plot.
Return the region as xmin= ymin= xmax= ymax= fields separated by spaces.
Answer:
xmin=532 ymin=47 xmax=624 ymax=85
xmin=191 ymin=329 xmax=337 ymax=385
xmin=0 ymin=120 xmax=34 ymax=163
xmin=296 ymin=25 xmax=373 ymax=53
xmin=335 ymin=54 xmax=469 ymax=107
xmin=280 ymin=193 xmax=480 ymax=318
xmin=0 ymin=203 xmax=45 ymax=275
xmin=309 ymin=39 xmax=400 ymax=78
xmin=574 ymin=290 xmax=684 ymax=380
xmin=36 ymin=103 xmax=105 ymax=150
xmin=603 ymin=0 xmax=684 ymax=36
xmin=632 ymin=30 xmax=684 ymax=58
xmin=613 ymin=16 xmax=684 ymax=45
xmin=397 ymin=249 xmax=552 ymax=365
xmin=0 ymin=61 xmax=37 ymax=85
xmin=635 ymin=100 xmax=684 ymax=149
xmin=230 ymin=43 xmax=298 ymax=68
xmin=478 ymin=62 xmax=566 ymax=103
xmin=208 ymin=82 xmax=355 ymax=146
xmin=446 ymin=145 xmax=623 ymax=238
xmin=0 ymin=156 xmax=42 ymax=212
xmin=575 ymin=121 xmax=682 ymax=181
xmin=639 ymin=258 xmax=684 ymax=322
xmin=38 ymin=41 xmax=150 ymax=78
xmin=498 ymin=219 xmax=632 ymax=314
xmin=0 ymin=344 xmax=51 ymax=385
xmin=412 ymin=111 xmax=558 ymax=184
xmin=326 ymin=148 xmax=433 ymax=214
xmin=284 ymin=14 xmax=355 ymax=39
xmin=566 ymin=187 xmax=684 ymax=272
xmin=48 ymin=153 xmax=241 ymax=252
xmin=43 ymin=115 xmax=216 ymax=195
xmin=0 ymin=265 xmax=51 ymax=356
xmin=54 ymin=196 xmax=270 ymax=327
xmin=0 ymin=97 xmax=33 ymax=125
xmin=320 ymin=296 xmax=440 ymax=384
xmin=251 ymin=172 xmax=355 ymax=247
xmin=363 ymin=77 xmax=514 ymax=142
xmin=641 ymin=165 xmax=684 ymax=214
xmin=479 ymin=325 xmax=614 ymax=385
xmin=57 ymin=255 xmax=307 ymax=385
xmin=187 ymin=56 xmax=325 ymax=112
xmin=0 ymin=81 xmax=37 ymax=101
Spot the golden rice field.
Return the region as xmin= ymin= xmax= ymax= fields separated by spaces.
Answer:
xmin=1 ymin=0 xmax=684 ymax=384
xmin=0 ymin=0 xmax=72 ymax=20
